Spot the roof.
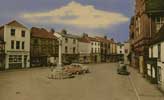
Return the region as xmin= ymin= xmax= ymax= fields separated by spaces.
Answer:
xmin=0 ymin=20 xmax=28 ymax=30
xmin=7 ymin=20 xmax=27 ymax=28
xmin=31 ymin=27 xmax=57 ymax=39
xmin=146 ymin=0 xmax=164 ymax=13
xmin=150 ymin=25 xmax=164 ymax=44
xmin=58 ymin=32 xmax=80 ymax=39
xmin=95 ymin=36 xmax=111 ymax=43
xmin=78 ymin=38 xmax=90 ymax=43
xmin=87 ymin=36 xmax=99 ymax=42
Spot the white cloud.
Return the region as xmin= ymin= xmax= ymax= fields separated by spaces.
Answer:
xmin=21 ymin=1 xmax=129 ymax=29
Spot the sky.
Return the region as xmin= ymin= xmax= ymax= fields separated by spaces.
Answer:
xmin=0 ymin=0 xmax=134 ymax=42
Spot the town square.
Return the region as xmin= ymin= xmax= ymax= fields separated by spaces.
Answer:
xmin=0 ymin=0 xmax=164 ymax=100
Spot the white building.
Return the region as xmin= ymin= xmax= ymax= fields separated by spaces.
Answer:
xmin=82 ymin=34 xmax=101 ymax=63
xmin=116 ymin=43 xmax=124 ymax=61
xmin=124 ymin=41 xmax=130 ymax=65
xmin=0 ymin=20 xmax=30 ymax=69
xmin=54 ymin=30 xmax=79 ymax=64
xmin=117 ymin=43 xmax=125 ymax=55
xmin=147 ymin=25 xmax=164 ymax=91
xmin=78 ymin=38 xmax=91 ymax=63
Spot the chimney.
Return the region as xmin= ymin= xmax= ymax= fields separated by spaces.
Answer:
xmin=104 ymin=36 xmax=107 ymax=39
xmin=50 ymin=28 xmax=55 ymax=33
xmin=83 ymin=33 xmax=88 ymax=38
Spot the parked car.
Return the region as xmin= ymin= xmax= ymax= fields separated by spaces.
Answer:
xmin=63 ymin=64 xmax=83 ymax=75
xmin=71 ymin=63 xmax=90 ymax=73
xmin=117 ymin=63 xmax=130 ymax=75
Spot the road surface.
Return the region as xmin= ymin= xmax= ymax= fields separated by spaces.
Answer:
xmin=0 ymin=63 xmax=163 ymax=100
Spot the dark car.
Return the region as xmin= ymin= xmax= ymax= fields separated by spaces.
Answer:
xmin=117 ymin=64 xmax=130 ymax=75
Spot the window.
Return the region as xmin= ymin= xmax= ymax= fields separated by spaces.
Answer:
xmin=65 ymin=46 xmax=68 ymax=53
xmin=91 ymin=43 xmax=93 ymax=45
xmin=65 ymin=38 xmax=68 ymax=43
xmin=22 ymin=42 xmax=25 ymax=49
xmin=125 ymin=49 xmax=128 ymax=53
xmin=73 ymin=39 xmax=76 ymax=44
xmin=120 ymin=51 xmax=122 ymax=54
xmin=34 ymin=39 xmax=38 ymax=44
xmin=21 ymin=30 xmax=25 ymax=37
xmin=95 ymin=48 xmax=97 ymax=53
xmin=151 ymin=46 xmax=153 ymax=58
xmin=11 ymin=40 xmax=14 ymax=49
xmin=16 ymin=41 xmax=20 ymax=49
xmin=120 ymin=45 xmax=122 ymax=49
xmin=158 ymin=44 xmax=161 ymax=60
xmin=91 ymin=48 xmax=93 ymax=53
xmin=155 ymin=17 xmax=164 ymax=32
xmin=73 ymin=47 xmax=76 ymax=53
xmin=11 ymin=29 xmax=15 ymax=36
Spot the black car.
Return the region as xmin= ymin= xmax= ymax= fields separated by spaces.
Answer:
xmin=117 ymin=64 xmax=130 ymax=75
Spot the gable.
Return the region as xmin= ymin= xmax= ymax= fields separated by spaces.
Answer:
xmin=7 ymin=20 xmax=27 ymax=29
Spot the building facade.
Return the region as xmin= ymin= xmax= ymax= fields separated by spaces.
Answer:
xmin=109 ymin=39 xmax=117 ymax=62
xmin=54 ymin=30 xmax=79 ymax=64
xmin=116 ymin=43 xmax=125 ymax=61
xmin=78 ymin=38 xmax=91 ymax=64
xmin=82 ymin=34 xmax=101 ymax=63
xmin=147 ymin=25 xmax=164 ymax=91
xmin=0 ymin=40 xmax=5 ymax=70
xmin=30 ymin=27 xmax=58 ymax=67
xmin=124 ymin=41 xmax=130 ymax=65
xmin=96 ymin=36 xmax=109 ymax=62
xmin=129 ymin=0 xmax=164 ymax=75
xmin=0 ymin=20 xmax=30 ymax=69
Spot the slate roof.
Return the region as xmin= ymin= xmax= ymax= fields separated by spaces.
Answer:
xmin=31 ymin=27 xmax=57 ymax=39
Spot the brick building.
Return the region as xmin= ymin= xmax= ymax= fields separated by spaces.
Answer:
xmin=30 ymin=27 xmax=58 ymax=67
xmin=129 ymin=0 xmax=164 ymax=75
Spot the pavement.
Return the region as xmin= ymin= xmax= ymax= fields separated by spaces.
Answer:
xmin=128 ymin=67 xmax=164 ymax=100
xmin=0 ymin=63 xmax=163 ymax=100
